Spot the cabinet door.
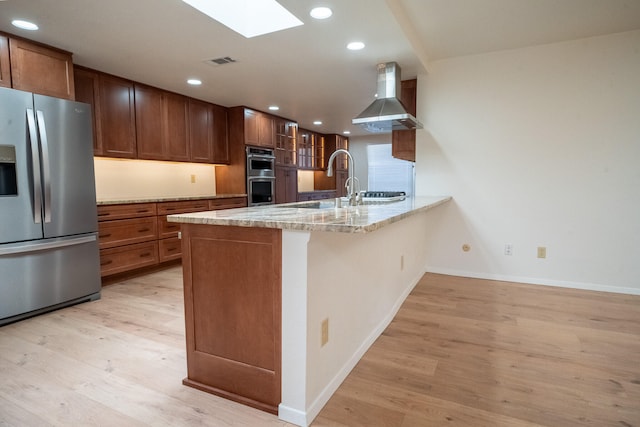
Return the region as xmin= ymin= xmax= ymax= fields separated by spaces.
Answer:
xmin=99 ymin=74 xmax=136 ymax=158
xmin=0 ymin=35 xmax=10 ymax=88
xmin=336 ymin=170 xmax=348 ymax=197
xmin=73 ymin=67 xmax=102 ymax=155
xmin=189 ymin=98 xmax=213 ymax=163
xmin=244 ymin=109 xmax=260 ymax=145
xmin=211 ymin=104 xmax=229 ymax=164
xmin=258 ymin=113 xmax=275 ymax=147
xmin=245 ymin=109 xmax=274 ymax=148
xmin=392 ymin=79 xmax=417 ymax=162
xmin=135 ymin=84 xmax=164 ymax=160
xmin=164 ymin=91 xmax=190 ymax=161
xmin=275 ymin=167 xmax=297 ymax=204
xmin=9 ymin=38 xmax=75 ymax=100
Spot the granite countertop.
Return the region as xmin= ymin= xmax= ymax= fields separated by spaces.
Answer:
xmin=96 ymin=194 xmax=246 ymax=205
xmin=168 ymin=196 xmax=452 ymax=233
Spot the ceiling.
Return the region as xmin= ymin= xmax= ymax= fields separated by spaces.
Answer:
xmin=1 ymin=0 xmax=639 ymax=136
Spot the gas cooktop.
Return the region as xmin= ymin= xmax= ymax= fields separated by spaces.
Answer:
xmin=360 ymin=191 xmax=406 ymax=202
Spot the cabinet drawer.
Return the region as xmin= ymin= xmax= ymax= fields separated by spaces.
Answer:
xmin=97 ymin=203 xmax=157 ymax=221
xmin=99 ymin=241 xmax=159 ymax=276
xmin=157 ymin=200 xmax=210 ymax=216
xmin=209 ymin=197 xmax=247 ymax=210
xmin=98 ymin=217 xmax=157 ymax=249
xmin=158 ymin=216 xmax=182 ymax=239
xmin=159 ymin=237 xmax=182 ymax=262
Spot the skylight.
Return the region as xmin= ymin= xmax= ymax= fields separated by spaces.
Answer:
xmin=182 ymin=0 xmax=303 ymax=38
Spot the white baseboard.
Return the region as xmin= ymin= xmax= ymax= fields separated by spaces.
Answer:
xmin=289 ymin=269 xmax=425 ymax=427
xmin=424 ymin=266 xmax=640 ymax=295
xmin=278 ymin=404 xmax=308 ymax=427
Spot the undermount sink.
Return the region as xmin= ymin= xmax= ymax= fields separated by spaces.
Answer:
xmin=275 ymin=201 xmax=334 ymax=209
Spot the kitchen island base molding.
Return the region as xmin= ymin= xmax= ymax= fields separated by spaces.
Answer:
xmin=180 ymin=224 xmax=281 ymax=414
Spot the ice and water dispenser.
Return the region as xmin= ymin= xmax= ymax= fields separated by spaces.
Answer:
xmin=0 ymin=145 xmax=18 ymax=196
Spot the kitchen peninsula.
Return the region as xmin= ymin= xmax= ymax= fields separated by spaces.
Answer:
xmin=168 ymin=196 xmax=451 ymax=427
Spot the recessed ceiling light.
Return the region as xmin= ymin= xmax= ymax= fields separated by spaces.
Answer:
xmin=187 ymin=79 xmax=202 ymax=85
xmin=347 ymin=41 xmax=365 ymax=51
xmin=313 ymin=121 xmax=322 ymax=125
xmin=268 ymin=105 xmax=280 ymax=111
xmin=12 ymin=20 xmax=39 ymax=31
xmin=310 ymin=7 xmax=332 ymax=19
xmin=182 ymin=0 xmax=303 ymax=38
xmin=343 ymin=131 xmax=351 ymax=135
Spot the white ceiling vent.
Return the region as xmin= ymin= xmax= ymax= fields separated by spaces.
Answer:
xmin=206 ymin=56 xmax=238 ymax=66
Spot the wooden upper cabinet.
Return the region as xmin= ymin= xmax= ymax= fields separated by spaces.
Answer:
xmin=99 ymin=74 xmax=137 ymax=158
xmin=392 ymin=79 xmax=417 ymax=162
xmin=325 ymin=134 xmax=349 ymax=171
xmin=134 ymin=84 xmax=164 ymax=160
xmin=189 ymin=98 xmax=213 ymax=163
xmin=163 ymin=91 xmax=190 ymax=161
xmin=0 ymin=35 xmax=10 ymax=88
xmin=244 ymin=109 xmax=274 ymax=148
xmin=211 ymin=104 xmax=229 ymax=164
xmin=188 ymin=99 xmax=229 ymax=164
xmin=8 ymin=37 xmax=75 ymax=100
xmin=136 ymin=85 xmax=190 ymax=161
xmin=73 ymin=67 xmax=101 ymax=154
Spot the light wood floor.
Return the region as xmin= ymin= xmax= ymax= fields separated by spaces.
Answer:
xmin=1 ymin=268 xmax=639 ymax=426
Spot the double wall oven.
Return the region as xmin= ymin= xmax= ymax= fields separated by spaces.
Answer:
xmin=246 ymin=146 xmax=275 ymax=206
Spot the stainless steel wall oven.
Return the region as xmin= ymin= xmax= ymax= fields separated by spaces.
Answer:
xmin=246 ymin=146 xmax=275 ymax=206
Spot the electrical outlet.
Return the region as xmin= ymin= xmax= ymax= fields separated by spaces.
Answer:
xmin=537 ymin=246 xmax=547 ymax=258
xmin=190 ymin=174 xmax=196 ymax=183
xmin=504 ymin=244 xmax=513 ymax=256
xmin=321 ymin=318 xmax=329 ymax=346
xmin=400 ymin=255 xmax=404 ymax=271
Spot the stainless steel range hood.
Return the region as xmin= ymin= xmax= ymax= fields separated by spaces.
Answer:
xmin=352 ymin=62 xmax=423 ymax=133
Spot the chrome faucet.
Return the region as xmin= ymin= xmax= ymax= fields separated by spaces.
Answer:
xmin=327 ymin=149 xmax=359 ymax=206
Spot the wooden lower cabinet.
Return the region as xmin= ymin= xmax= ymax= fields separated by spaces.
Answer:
xmin=98 ymin=197 xmax=248 ymax=277
xmin=99 ymin=241 xmax=159 ymax=277
xmin=98 ymin=217 xmax=158 ymax=249
xmin=157 ymin=199 xmax=210 ymax=262
xmin=181 ymin=224 xmax=281 ymax=414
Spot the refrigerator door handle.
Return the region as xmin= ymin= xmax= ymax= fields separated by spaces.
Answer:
xmin=0 ymin=234 xmax=97 ymax=257
xmin=26 ymin=108 xmax=43 ymax=224
xmin=35 ymin=110 xmax=52 ymax=223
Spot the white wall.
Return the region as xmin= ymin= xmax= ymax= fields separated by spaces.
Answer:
xmin=348 ymin=133 xmax=391 ymax=191
xmin=94 ymin=157 xmax=216 ymax=201
xmin=416 ymin=30 xmax=640 ymax=294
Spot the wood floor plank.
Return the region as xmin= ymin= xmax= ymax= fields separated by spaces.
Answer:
xmin=2 ymin=267 xmax=639 ymax=426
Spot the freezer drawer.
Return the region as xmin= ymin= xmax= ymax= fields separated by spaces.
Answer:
xmin=0 ymin=234 xmax=101 ymax=325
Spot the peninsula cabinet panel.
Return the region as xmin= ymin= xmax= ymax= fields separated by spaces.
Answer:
xmin=100 ymin=241 xmax=159 ymax=277
xmin=99 ymin=74 xmax=137 ymax=158
xmin=0 ymin=35 xmax=10 ymax=88
xmin=181 ymin=224 xmax=282 ymax=414
xmin=8 ymin=38 xmax=75 ymax=100
xmin=98 ymin=217 xmax=158 ymax=249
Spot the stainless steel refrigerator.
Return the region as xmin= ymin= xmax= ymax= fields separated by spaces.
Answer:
xmin=0 ymin=86 xmax=101 ymax=326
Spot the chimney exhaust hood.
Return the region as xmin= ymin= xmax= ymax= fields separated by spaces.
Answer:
xmin=352 ymin=62 xmax=423 ymax=133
